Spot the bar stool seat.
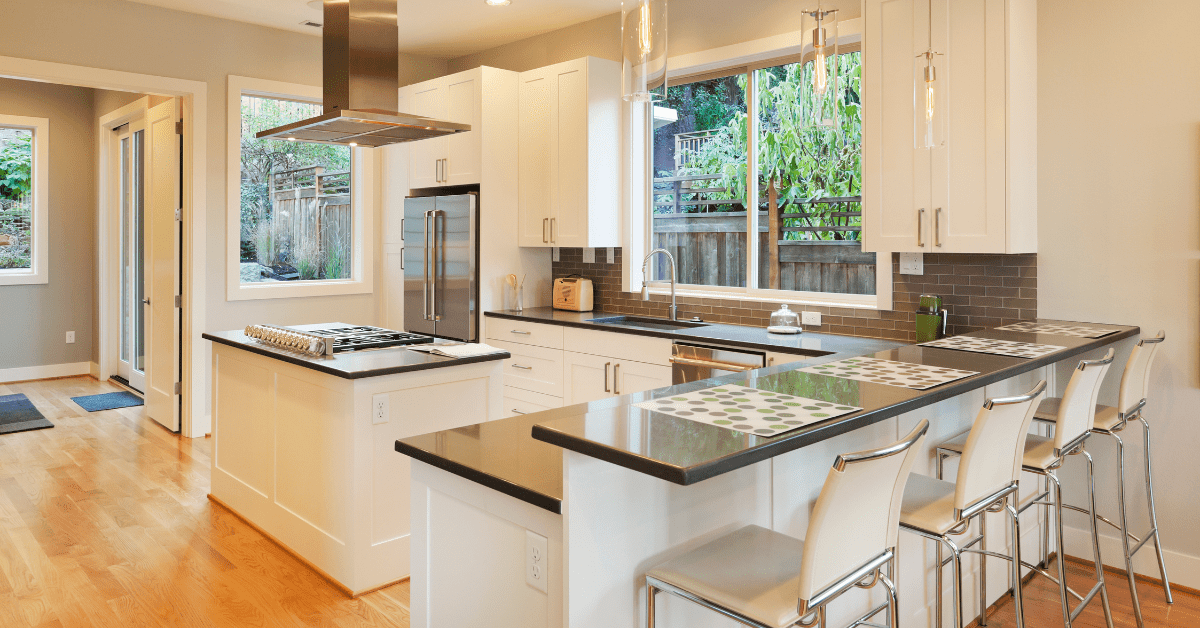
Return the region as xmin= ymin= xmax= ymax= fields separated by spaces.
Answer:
xmin=937 ymin=431 xmax=1059 ymax=472
xmin=1033 ymin=398 xmax=1123 ymax=432
xmin=899 ymin=474 xmax=959 ymax=534
xmin=647 ymin=525 xmax=805 ymax=627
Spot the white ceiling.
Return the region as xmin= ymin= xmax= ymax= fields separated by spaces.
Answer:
xmin=123 ymin=0 xmax=620 ymax=59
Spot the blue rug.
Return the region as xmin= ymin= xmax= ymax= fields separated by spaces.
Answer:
xmin=0 ymin=393 xmax=54 ymax=434
xmin=71 ymin=391 xmax=144 ymax=412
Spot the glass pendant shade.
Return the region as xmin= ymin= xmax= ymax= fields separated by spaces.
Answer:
xmin=915 ymin=49 xmax=946 ymax=148
xmin=800 ymin=4 xmax=839 ymax=130
xmin=622 ymin=0 xmax=668 ymax=102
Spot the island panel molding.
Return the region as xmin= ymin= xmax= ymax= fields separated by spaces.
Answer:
xmin=552 ymin=249 xmax=1036 ymax=341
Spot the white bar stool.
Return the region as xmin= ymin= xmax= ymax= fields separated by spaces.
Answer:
xmin=898 ymin=380 xmax=1047 ymax=628
xmin=644 ymin=420 xmax=929 ymax=628
xmin=935 ymin=349 xmax=1117 ymax=628
xmin=1029 ymin=332 xmax=1170 ymax=628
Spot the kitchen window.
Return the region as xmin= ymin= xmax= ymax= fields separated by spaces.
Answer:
xmin=225 ymin=76 xmax=373 ymax=301
xmin=647 ymin=50 xmax=878 ymax=306
xmin=0 ymin=115 xmax=49 ymax=286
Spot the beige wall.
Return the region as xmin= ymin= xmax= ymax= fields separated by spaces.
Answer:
xmin=0 ymin=79 xmax=98 ymax=370
xmin=1039 ymin=0 xmax=1200 ymax=574
xmin=0 ymin=0 xmax=447 ymax=377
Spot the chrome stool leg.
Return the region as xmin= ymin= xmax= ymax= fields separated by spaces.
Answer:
xmin=1008 ymin=500 xmax=1026 ymax=628
xmin=979 ymin=513 xmax=988 ymax=626
xmin=1107 ymin=431 xmax=1145 ymax=628
xmin=1050 ymin=471 xmax=1073 ymax=628
xmin=1083 ymin=450 xmax=1117 ymax=628
xmin=1141 ymin=416 xmax=1174 ymax=604
xmin=647 ymin=583 xmax=657 ymax=628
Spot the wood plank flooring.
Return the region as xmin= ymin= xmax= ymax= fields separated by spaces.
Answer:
xmin=0 ymin=376 xmax=409 ymax=628
xmin=0 ymin=375 xmax=1195 ymax=627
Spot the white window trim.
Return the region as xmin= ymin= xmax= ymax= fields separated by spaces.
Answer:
xmin=624 ymin=17 xmax=894 ymax=311
xmin=0 ymin=114 xmax=49 ymax=286
xmin=225 ymin=75 xmax=374 ymax=301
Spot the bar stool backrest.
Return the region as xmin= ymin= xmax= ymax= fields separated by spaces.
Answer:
xmin=1055 ymin=348 xmax=1115 ymax=452
xmin=1118 ymin=331 xmax=1165 ymax=416
xmin=954 ymin=381 xmax=1046 ymax=512
xmin=797 ymin=420 xmax=929 ymax=603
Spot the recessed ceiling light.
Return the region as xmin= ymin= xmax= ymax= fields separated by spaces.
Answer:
xmin=485 ymin=0 xmax=511 ymax=5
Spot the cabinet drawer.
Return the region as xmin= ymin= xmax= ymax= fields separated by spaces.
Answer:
xmin=486 ymin=319 xmax=565 ymax=350
xmin=563 ymin=327 xmax=671 ymax=366
xmin=488 ymin=339 xmax=564 ymax=397
xmin=503 ymin=387 xmax=563 ymax=419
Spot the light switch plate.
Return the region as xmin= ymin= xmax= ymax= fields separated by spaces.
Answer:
xmin=607 ymin=247 xmax=615 ymax=264
xmin=526 ymin=530 xmax=548 ymax=593
xmin=583 ymin=247 xmax=596 ymax=264
xmin=899 ymin=252 xmax=924 ymax=275
xmin=801 ymin=311 xmax=821 ymax=326
xmin=372 ymin=394 xmax=389 ymax=425
xmin=552 ymin=247 xmax=560 ymax=262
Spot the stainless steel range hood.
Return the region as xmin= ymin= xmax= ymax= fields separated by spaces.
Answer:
xmin=256 ymin=0 xmax=469 ymax=147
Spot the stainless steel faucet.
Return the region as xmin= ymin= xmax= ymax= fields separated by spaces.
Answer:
xmin=641 ymin=248 xmax=678 ymax=321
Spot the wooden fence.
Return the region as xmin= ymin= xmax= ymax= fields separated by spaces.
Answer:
xmin=650 ymin=173 xmax=873 ymax=294
xmin=266 ymin=166 xmax=351 ymax=275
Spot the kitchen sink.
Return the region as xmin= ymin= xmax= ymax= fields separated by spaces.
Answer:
xmin=587 ymin=315 xmax=709 ymax=331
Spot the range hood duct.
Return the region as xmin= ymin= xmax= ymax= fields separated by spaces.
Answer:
xmin=256 ymin=0 xmax=469 ymax=147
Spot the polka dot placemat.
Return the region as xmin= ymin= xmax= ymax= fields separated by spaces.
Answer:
xmin=633 ymin=386 xmax=861 ymax=438
xmin=797 ymin=357 xmax=978 ymax=390
xmin=920 ymin=336 xmax=1065 ymax=359
xmin=994 ymin=322 xmax=1118 ymax=338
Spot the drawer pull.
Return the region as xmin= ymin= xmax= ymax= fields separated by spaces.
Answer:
xmin=511 ymin=408 xmax=528 ymax=415
xmin=511 ymin=364 xmax=533 ymax=370
xmin=613 ymin=363 xmax=620 ymax=394
xmin=604 ymin=362 xmax=611 ymax=393
xmin=510 ymin=330 xmax=532 ymax=335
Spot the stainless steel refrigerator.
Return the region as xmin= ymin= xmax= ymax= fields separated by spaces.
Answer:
xmin=403 ymin=193 xmax=478 ymax=342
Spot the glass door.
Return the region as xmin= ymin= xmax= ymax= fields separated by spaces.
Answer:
xmin=116 ymin=125 xmax=146 ymax=392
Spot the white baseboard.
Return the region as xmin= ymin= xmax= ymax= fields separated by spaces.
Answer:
xmin=0 ymin=361 xmax=93 ymax=384
xmin=89 ymin=361 xmax=100 ymax=379
xmin=1064 ymin=524 xmax=1200 ymax=591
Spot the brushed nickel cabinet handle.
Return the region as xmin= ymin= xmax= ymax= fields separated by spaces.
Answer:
xmin=604 ymin=362 xmax=611 ymax=392
xmin=917 ymin=208 xmax=926 ymax=248
xmin=510 ymin=330 xmax=532 ymax=335
xmin=550 ymin=218 xmax=556 ymax=243
xmin=934 ymin=208 xmax=943 ymax=248
xmin=511 ymin=364 xmax=533 ymax=370
xmin=511 ymin=408 xmax=528 ymax=415
xmin=543 ymin=218 xmax=548 ymax=243
xmin=613 ymin=363 xmax=620 ymax=394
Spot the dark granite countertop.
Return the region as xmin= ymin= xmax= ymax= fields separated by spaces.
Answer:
xmin=203 ymin=323 xmax=510 ymax=380
xmin=396 ymin=318 xmax=1138 ymax=513
xmin=485 ymin=307 xmax=905 ymax=357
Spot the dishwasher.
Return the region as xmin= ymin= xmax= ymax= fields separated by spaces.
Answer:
xmin=669 ymin=342 xmax=766 ymax=385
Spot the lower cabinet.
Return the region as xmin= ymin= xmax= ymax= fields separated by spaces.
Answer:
xmin=503 ymin=386 xmax=563 ymax=419
xmin=564 ymin=350 xmax=672 ymax=405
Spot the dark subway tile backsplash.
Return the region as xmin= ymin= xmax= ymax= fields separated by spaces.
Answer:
xmin=551 ymin=249 xmax=1036 ymax=342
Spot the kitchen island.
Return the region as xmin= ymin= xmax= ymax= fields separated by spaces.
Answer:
xmin=396 ymin=319 xmax=1140 ymax=628
xmin=203 ymin=324 xmax=508 ymax=596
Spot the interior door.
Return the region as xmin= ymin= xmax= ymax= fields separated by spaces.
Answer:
xmin=517 ymin=70 xmax=553 ymax=246
xmin=117 ymin=124 xmax=147 ymax=392
xmin=563 ymin=351 xmax=612 ymax=405
xmin=143 ymin=98 xmax=181 ymax=431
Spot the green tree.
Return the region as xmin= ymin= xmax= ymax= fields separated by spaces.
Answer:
xmin=0 ymin=132 xmax=32 ymax=202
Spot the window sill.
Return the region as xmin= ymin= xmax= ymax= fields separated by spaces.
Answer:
xmin=643 ymin=285 xmax=883 ymax=311
xmin=0 ymin=269 xmax=47 ymax=286
xmin=226 ymin=278 xmax=371 ymax=301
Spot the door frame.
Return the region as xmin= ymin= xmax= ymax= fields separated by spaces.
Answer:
xmin=0 ymin=55 xmax=209 ymax=438
xmin=100 ymin=98 xmax=149 ymax=391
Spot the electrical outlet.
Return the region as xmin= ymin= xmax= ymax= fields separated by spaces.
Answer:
xmin=899 ymin=252 xmax=924 ymax=275
xmin=583 ymin=247 xmax=596 ymax=263
xmin=552 ymin=247 xmax=560 ymax=262
xmin=65 ymin=331 xmax=75 ymax=344
xmin=525 ymin=530 xmax=548 ymax=593
xmin=372 ymin=394 xmax=389 ymax=425
xmin=801 ymin=311 xmax=821 ymax=326
xmin=607 ymin=247 xmax=615 ymax=264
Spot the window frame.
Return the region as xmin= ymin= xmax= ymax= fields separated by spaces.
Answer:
xmin=0 ymin=114 xmax=49 ymax=286
xmin=634 ymin=20 xmax=893 ymax=311
xmin=225 ymin=75 xmax=374 ymax=301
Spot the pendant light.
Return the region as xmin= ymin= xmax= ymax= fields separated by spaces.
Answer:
xmin=800 ymin=2 xmax=839 ymax=130
xmin=621 ymin=0 xmax=668 ymax=102
xmin=916 ymin=7 xmax=945 ymax=148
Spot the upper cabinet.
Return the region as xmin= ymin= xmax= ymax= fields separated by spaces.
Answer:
xmin=517 ymin=57 xmax=622 ymax=248
xmin=400 ymin=68 xmax=485 ymax=188
xmin=862 ymin=0 xmax=1036 ymax=254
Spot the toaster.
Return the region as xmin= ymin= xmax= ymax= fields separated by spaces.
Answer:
xmin=553 ymin=277 xmax=594 ymax=312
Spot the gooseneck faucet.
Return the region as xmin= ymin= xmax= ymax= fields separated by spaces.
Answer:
xmin=641 ymin=248 xmax=678 ymax=321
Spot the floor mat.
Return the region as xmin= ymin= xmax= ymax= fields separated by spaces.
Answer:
xmin=0 ymin=393 xmax=54 ymax=434
xmin=71 ymin=391 xmax=144 ymax=412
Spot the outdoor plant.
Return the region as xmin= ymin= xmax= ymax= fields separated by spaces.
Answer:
xmin=253 ymin=218 xmax=278 ymax=268
xmin=292 ymin=236 xmax=321 ymax=281
xmin=0 ymin=132 xmax=32 ymax=202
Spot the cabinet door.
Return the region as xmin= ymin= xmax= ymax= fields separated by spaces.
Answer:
xmin=445 ymin=74 xmax=481 ymax=186
xmin=550 ymin=61 xmax=588 ymax=247
xmin=930 ymin=0 xmax=1008 ymax=252
xmin=862 ymin=0 xmax=933 ymax=253
xmin=613 ymin=361 xmax=672 ymax=397
xmin=408 ymin=81 xmax=447 ymax=189
xmin=563 ymin=351 xmax=614 ymax=405
xmin=518 ymin=70 xmax=553 ymax=246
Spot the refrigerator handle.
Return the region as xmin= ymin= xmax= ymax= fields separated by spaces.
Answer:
xmin=423 ymin=210 xmax=432 ymax=321
xmin=431 ymin=210 xmax=441 ymax=321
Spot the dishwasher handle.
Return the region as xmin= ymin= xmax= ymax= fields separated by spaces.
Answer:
xmin=669 ymin=356 xmax=761 ymax=372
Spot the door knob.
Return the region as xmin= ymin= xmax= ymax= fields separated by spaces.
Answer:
xmin=142 ymin=298 xmax=150 ymax=305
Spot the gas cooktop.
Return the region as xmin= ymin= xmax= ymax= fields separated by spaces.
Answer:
xmin=243 ymin=324 xmax=433 ymax=357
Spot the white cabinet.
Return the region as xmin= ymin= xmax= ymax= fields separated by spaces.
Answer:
xmin=489 ymin=338 xmax=565 ymax=398
xmin=862 ymin=0 xmax=1036 ymax=254
xmin=614 ymin=360 xmax=672 ymax=397
xmin=563 ymin=350 xmax=672 ymax=405
xmin=503 ymin=386 xmax=562 ymax=419
xmin=400 ymin=67 xmax=484 ymax=189
xmin=517 ymin=57 xmax=621 ymax=248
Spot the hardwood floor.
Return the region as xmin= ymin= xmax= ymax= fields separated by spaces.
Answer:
xmin=0 ymin=376 xmax=410 ymax=628
xmin=0 ymin=375 xmax=1195 ymax=628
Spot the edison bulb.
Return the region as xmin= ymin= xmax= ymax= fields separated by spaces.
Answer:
xmin=638 ymin=1 xmax=652 ymax=57
xmin=925 ymin=81 xmax=935 ymax=121
xmin=813 ymin=52 xmax=828 ymax=96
